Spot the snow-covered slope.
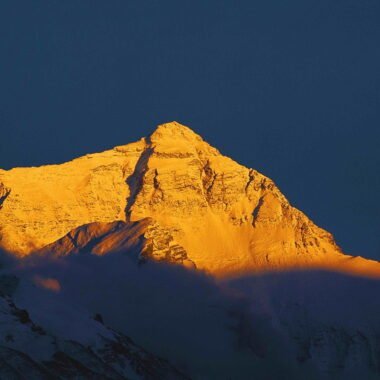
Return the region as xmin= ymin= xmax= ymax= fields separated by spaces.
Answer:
xmin=227 ymin=271 xmax=380 ymax=379
xmin=0 ymin=272 xmax=188 ymax=379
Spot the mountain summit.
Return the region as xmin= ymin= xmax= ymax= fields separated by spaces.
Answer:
xmin=0 ymin=121 xmax=379 ymax=277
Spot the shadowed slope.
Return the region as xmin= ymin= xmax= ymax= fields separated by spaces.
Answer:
xmin=0 ymin=285 xmax=188 ymax=379
xmin=11 ymin=248 xmax=380 ymax=379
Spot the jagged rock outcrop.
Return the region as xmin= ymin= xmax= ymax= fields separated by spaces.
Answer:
xmin=0 ymin=121 xmax=379 ymax=277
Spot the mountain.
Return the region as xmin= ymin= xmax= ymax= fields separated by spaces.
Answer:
xmin=1 ymin=121 xmax=380 ymax=379
xmin=0 ymin=121 xmax=379 ymax=278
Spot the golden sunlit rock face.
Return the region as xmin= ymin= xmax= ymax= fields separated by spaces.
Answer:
xmin=1 ymin=121 xmax=379 ymax=277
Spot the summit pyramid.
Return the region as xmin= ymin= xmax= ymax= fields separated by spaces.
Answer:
xmin=1 ymin=121 xmax=379 ymax=277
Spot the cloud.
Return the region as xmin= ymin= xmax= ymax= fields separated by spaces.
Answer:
xmin=2 ymin=247 xmax=380 ymax=379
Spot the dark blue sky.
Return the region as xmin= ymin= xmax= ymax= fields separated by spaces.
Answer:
xmin=0 ymin=0 xmax=379 ymax=259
